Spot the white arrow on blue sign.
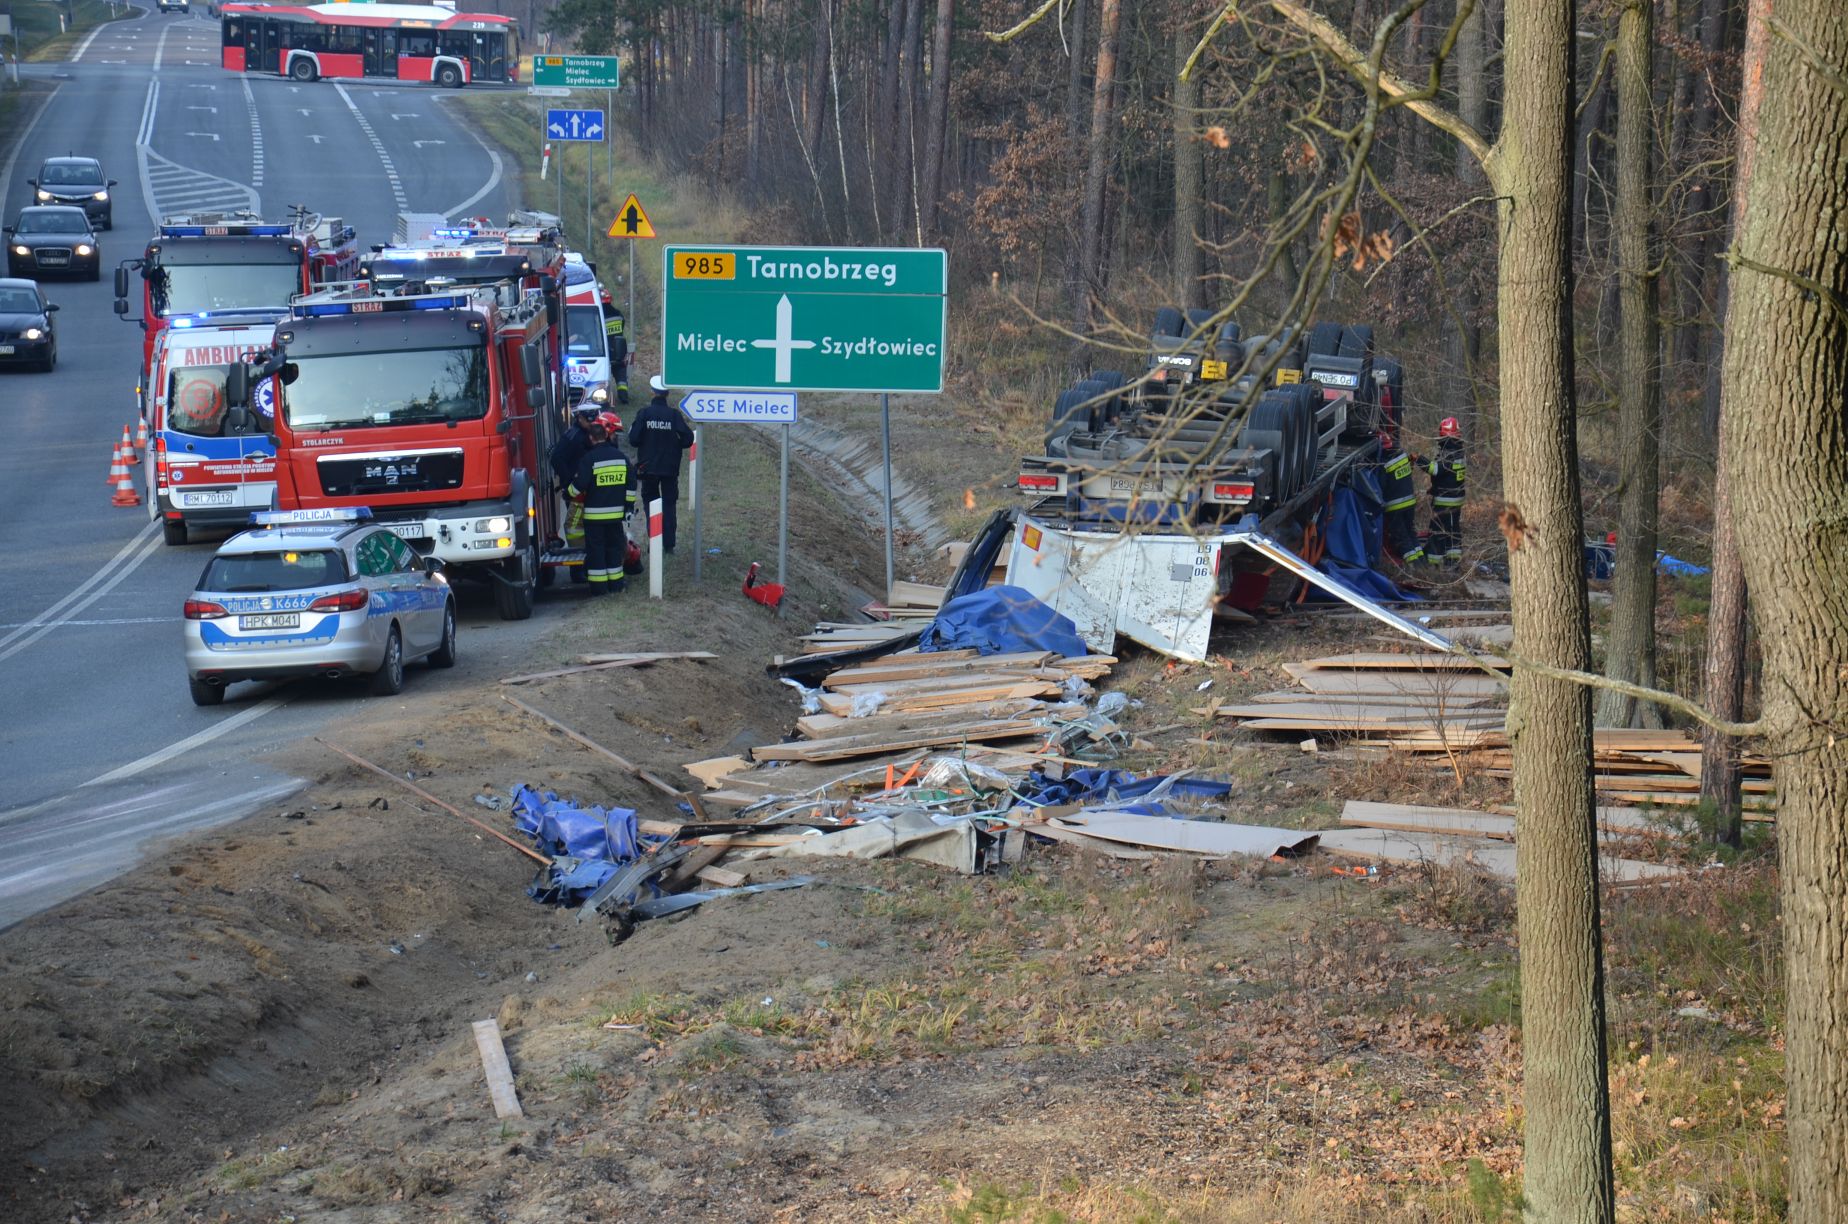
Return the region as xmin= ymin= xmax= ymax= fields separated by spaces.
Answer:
xmin=681 ymin=389 xmax=799 ymax=424
xmin=545 ymin=109 xmax=605 ymax=142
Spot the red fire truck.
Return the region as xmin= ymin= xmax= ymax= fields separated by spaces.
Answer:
xmin=114 ymin=210 xmax=359 ymax=375
xmin=230 ymin=279 xmax=568 ymax=619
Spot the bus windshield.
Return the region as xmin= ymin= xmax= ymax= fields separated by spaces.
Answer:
xmin=283 ymin=345 xmax=489 ymax=430
xmin=152 ymin=263 xmax=303 ymax=316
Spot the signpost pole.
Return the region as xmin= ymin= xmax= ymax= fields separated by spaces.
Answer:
xmin=606 ymin=88 xmax=614 ymax=190
xmin=627 ymin=241 xmax=635 ymax=357
xmin=778 ymin=422 xmax=790 ymax=590
xmin=691 ymin=427 xmax=704 ymax=582
xmin=585 ymin=142 xmax=593 ymax=246
xmin=881 ymin=392 xmax=894 ymax=601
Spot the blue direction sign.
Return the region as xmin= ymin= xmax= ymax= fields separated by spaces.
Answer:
xmin=545 ymin=109 xmax=605 ymax=142
xmin=681 ymin=389 xmax=799 ymax=424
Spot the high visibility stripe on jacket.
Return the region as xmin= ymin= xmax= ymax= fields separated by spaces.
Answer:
xmin=570 ymin=443 xmax=632 ymax=522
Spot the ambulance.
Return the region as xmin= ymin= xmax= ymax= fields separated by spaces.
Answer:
xmin=145 ymin=314 xmax=285 ymax=546
xmin=561 ymin=251 xmax=612 ymax=407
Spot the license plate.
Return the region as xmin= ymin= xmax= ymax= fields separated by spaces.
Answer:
xmin=239 ymin=613 xmax=301 ymax=630
xmin=39 ymin=256 xmax=68 ymax=266
xmin=0 ymin=345 xmax=13 ymax=355
xmin=1109 ymin=477 xmax=1148 ymax=494
xmin=184 ymin=490 xmax=235 ymax=507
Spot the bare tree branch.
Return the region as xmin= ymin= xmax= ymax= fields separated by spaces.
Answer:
xmin=1491 ymin=649 xmax=1768 ymax=737
xmin=983 ymin=0 xmax=1064 ymax=44
xmin=1267 ymin=0 xmax=1493 ymax=166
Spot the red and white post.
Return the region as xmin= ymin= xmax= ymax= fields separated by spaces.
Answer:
xmin=648 ymin=497 xmax=664 ymax=599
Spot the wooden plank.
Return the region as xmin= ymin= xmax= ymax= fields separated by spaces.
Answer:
xmin=822 ymin=651 xmax=1056 ymax=687
xmin=749 ymin=719 xmax=1047 ymax=763
xmin=1246 ymin=689 xmax=1498 ymax=710
xmin=1289 ymin=670 xmax=1510 ymax=698
xmin=1048 ymin=812 xmax=1320 ymax=858
xmin=1318 ymin=827 xmax=1684 ymax=886
xmin=1339 ymin=801 xmax=1665 ymax=840
xmin=697 ymin=863 xmax=750 ymax=888
xmin=573 ymin=651 xmax=720 ymax=664
xmin=684 ymin=755 xmax=751 ymax=789
xmin=501 ymin=695 xmax=710 ymax=821
xmin=1213 ymin=701 xmax=1505 ymax=724
xmin=1233 ymin=715 xmax=1506 ymax=735
xmin=1030 ymin=822 xmax=1161 ymax=860
xmin=887 ymin=580 xmax=947 ymax=608
xmin=1302 ymin=652 xmax=1511 ymax=672
xmin=817 ymin=680 xmax=1058 ymax=718
xmin=797 ymin=699 xmax=1059 ymax=740
xmin=471 ymin=1019 xmax=524 ymax=1119
xmin=664 ymin=844 xmax=730 ymax=886
xmin=500 ymin=652 xmax=717 ymax=686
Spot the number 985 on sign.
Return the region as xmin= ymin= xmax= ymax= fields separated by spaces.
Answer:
xmin=674 ymin=252 xmax=735 ymax=280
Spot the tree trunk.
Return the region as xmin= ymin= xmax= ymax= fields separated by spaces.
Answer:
xmin=1597 ymin=0 xmax=1662 ymax=728
xmin=919 ymin=0 xmax=956 ymax=238
xmin=1072 ymin=0 xmax=1123 ymax=339
xmin=1491 ymin=0 xmax=1616 ymax=1218
xmin=1699 ymin=450 xmax=1747 ymax=842
xmin=1716 ymin=0 xmax=1848 ymax=1214
xmin=1065 ymin=0 xmax=1091 ymax=143
xmin=1171 ymin=23 xmax=1205 ymax=311
xmin=1446 ymin=0 xmax=1489 ymax=427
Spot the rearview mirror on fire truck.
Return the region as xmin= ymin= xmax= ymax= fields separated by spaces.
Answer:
xmin=114 ymin=265 xmax=129 ymax=299
xmin=520 ymin=344 xmax=544 ymax=397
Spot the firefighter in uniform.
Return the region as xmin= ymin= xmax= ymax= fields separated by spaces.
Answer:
xmin=1417 ymin=417 xmax=1467 ymax=566
xmin=601 ymin=290 xmax=630 ymax=405
xmin=569 ymin=412 xmax=634 ymax=593
xmin=550 ymin=404 xmax=603 ymax=550
xmin=1376 ymin=433 xmax=1424 ymax=566
xmin=628 ymin=375 xmax=695 ymax=553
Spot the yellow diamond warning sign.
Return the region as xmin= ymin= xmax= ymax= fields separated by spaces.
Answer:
xmin=607 ymin=194 xmax=657 ymax=240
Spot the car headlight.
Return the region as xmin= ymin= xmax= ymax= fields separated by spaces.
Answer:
xmin=35 ymin=190 xmax=50 ymax=201
xmin=76 ymin=244 xmax=95 ymax=256
xmin=10 ymin=245 xmax=27 ymax=257
xmin=22 ymin=327 xmax=43 ymax=340
xmin=94 ymin=191 xmax=109 ymax=202
xmin=588 ymin=383 xmax=609 ymax=403
xmin=474 ymin=516 xmax=512 ymax=533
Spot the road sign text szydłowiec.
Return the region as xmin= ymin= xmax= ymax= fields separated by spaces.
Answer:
xmin=661 ymin=245 xmax=947 ymax=394
xmin=532 ymin=55 xmax=620 ymax=89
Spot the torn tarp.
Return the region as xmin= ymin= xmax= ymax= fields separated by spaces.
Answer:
xmin=512 ymin=786 xmax=645 ymax=905
xmin=1020 ymin=768 xmax=1232 ymax=817
xmin=918 ymin=585 xmax=1090 ymax=658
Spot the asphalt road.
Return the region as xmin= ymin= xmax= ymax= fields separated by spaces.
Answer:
xmin=0 ymin=7 xmax=546 ymax=927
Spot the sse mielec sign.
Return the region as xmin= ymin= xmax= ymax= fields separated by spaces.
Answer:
xmin=532 ymin=55 xmax=620 ymax=89
xmin=661 ymin=245 xmax=947 ymax=394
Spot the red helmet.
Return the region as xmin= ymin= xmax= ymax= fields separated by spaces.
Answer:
xmin=1438 ymin=417 xmax=1461 ymax=438
xmin=596 ymin=411 xmax=623 ymax=433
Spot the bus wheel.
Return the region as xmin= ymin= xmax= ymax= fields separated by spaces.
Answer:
xmin=436 ymin=63 xmax=463 ymax=88
xmin=289 ymin=57 xmax=317 ymax=82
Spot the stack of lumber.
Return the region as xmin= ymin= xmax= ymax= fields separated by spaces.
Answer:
xmin=1322 ymin=800 xmax=1688 ymax=885
xmin=798 ymin=621 xmax=920 ymax=655
xmin=760 ymin=647 xmax=1117 ymax=765
xmin=1202 ymin=651 xmax=1511 ymax=745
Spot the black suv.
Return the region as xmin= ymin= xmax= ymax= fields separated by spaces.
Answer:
xmin=28 ymin=157 xmax=116 ymax=230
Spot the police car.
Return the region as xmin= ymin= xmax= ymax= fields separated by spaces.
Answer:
xmin=183 ymin=509 xmax=456 ymax=706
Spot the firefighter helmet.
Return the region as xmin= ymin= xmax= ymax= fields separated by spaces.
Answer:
xmin=596 ymin=412 xmax=623 ymax=433
xmin=1438 ymin=417 xmax=1461 ymax=439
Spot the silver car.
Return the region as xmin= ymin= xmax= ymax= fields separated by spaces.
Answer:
xmin=183 ymin=510 xmax=456 ymax=706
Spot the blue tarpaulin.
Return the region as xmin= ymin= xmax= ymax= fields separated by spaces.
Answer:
xmin=1311 ymin=470 xmax=1416 ymax=602
xmin=512 ymin=786 xmax=643 ymax=904
xmin=1020 ymin=767 xmax=1232 ymax=817
xmin=918 ymin=585 xmax=1091 ymax=658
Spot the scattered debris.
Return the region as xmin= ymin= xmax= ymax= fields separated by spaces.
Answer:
xmin=470 ymin=1019 xmax=523 ymax=1120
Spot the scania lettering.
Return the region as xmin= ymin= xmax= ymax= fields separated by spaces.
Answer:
xmin=114 ymin=210 xmax=360 ymax=376
xmin=145 ymin=316 xmax=287 ymax=547
xmin=246 ymin=280 xmax=568 ymax=620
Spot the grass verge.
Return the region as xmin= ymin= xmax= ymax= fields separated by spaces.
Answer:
xmin=13 ymin=0 xmax=138 ymax=64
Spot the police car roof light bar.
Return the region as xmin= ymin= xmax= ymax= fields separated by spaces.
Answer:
xmin=250 ymin=508 xmax=373 ymax=527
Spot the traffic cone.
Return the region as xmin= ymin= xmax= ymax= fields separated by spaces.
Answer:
xmin=135 ymin=416 xmax=149 ymax=451
xmin=110 ymin=449 xmax=142 ymax=507
xmin=107 ymin=440 xmax=124 ymax=483
xmin=120 ymin=423 xmax=140 ymax=464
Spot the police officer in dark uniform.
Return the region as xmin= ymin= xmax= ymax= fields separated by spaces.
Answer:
xmin=601 ymin=290 xmax=630 ymax=405
xmin=1417 ymin=417 xmax=1467 ymax=566
xmin=568 ymin=412 xmax=634 ymax=593
xmin=1376 ymin=432 xmax=1424 ymax=566
xmin=627 ymin=375 xmax=694 ymax=553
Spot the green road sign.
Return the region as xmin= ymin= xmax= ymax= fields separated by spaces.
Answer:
xmin=532 ymin=55 xmax=620 ymax=89
xmin=661 ymin=245 xmax=948 ymax=394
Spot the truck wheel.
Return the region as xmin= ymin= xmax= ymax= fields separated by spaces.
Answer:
xmin=494 ymin=548 xmax=537 ymax=620
xmin=1047 ymin=384 xmax=1090 ymax=453
xmin=436 ymin=63 xmax=463 ymax=88
xmin=1151 ymin=307 xmax=1185 ymax=339
xmin=1337 ymin=325 xmax=1374 ymax=359
xmin=1306 ymin=321 xmax=1344 ymax=359
xmin=289 ymin=56 xmax=316 ymax=82
xmin=188 ymin=678 xmax=225 ymax=707
xmin=428 ymin=601 xmax=457 ymax=668
xmin=1184 ymin=307 xmax=1216 ymax=334
xmin=1089 ymin=369 xmax=1126 ymax=423
xmin=369 ymin=626 xmax=405 ymax=695
xmin=163 ymin=519 xmax=188 ymax=546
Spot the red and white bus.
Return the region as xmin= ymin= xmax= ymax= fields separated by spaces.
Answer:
xmin=219 ymin=3 xmax=520 ymax=87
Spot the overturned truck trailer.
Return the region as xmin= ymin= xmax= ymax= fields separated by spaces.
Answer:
xmin=1006 ymin=317 xmax=1449 ymax=662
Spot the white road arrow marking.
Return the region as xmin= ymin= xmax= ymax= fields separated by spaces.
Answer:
xmin=297 ymin=108 xmax=311 ymax=116
xmin=186 ymin=132 xmax=221 ymax=140
xmin=391 ymin=113 xmax=421 ymax=120
xmin=412 ymin=139 xmax=446 ymax=148
xmin=751 ymin=295 xmax=816 ymax=384
xmin=187 ymin=105 xmax=217 ymax=112
xmin=307 ymin=135 xmax=325 ymax=143
xmin=185 ymin=83 xmax=216 ymax=89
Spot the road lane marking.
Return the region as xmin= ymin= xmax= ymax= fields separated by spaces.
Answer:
xmin=0 ymin=521 xmax=157 ymax=659
xmin=0 ymin=530 xmax=164 ymax=666
xmin=84 ymin=696 xmax=292 ymax=788
xmin=242 ymin=77 xmax=266 ymax=188
xmin=0 ymin=84 xmax=61 ymax=196
xmin=334 ymin=82 xmax=408 ymax=209
xmin=437 ymin=97 xmax=504 ymax=219
xmin=0 ymin=616 xmax=175 ymax=630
